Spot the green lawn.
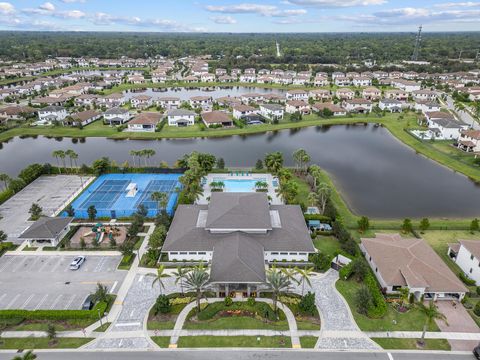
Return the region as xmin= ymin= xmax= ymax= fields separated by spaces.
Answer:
xmin=0 ymin=337 xmax=93 ymax=349
xmin=290 ymin=174 xmax=311 ymax=208
xmin=6 ymin=319 xmax=96 ymax=332
xmin=177 ymin=336 xmax=292 ymax=348
xmin=313 ymin=235 xmax=341 ymax=258
xmin=150 ymin=336 xmax=171 ymax=348
xmin=300 ymin=336 xmax=318 ymax=348
xmin=147 ymin=320 xmax=176 ymax=330
xmin=372 ymin=338 xmax=451 ymax=351
xmin=184 ymin=316 xmax=289 ymax=330
xmin=147 ymin=303 xmax=187 ymax=330
xmin=336 ymin=279 xmax=440 ymax=332
xmin=93 ymin=322 xmax=111 ymax=332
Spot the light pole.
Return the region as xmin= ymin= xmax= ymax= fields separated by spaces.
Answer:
xmin=97 ymin=308 xmax=103 ymax=327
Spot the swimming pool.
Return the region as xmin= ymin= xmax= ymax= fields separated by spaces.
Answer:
xmin=213 ymin=178 xmax=267 ymax=193
xmin=66 ymin=173 xmax=182 ymax=219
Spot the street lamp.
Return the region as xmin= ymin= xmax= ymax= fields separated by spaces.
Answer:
xmin=97 ymin=308 xmax=103 ymax=327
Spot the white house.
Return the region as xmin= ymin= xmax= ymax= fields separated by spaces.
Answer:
xmin=414 ymin=101 xmax=441 ymax=114
xmin=412 ymin=89 xmax=438 ymax=102
xmin=343 ymin=99 xmax=373 ymax=113
xmin=104 ymin=108 xmax=131 ymax=125
xmin=379 ymin=99 xmax=403 ymax=112
xmin=165 ymin=109 xmax=196 ymax=127
xmin=37 ymin=106 xmax=67 ymax=124
xmin=312 ymin=103 xmax=347 ymax=116
xmin=449 ymin=241 xmax=480 ymax=285
xmin=232 ymin=105 xmax=258 ymax=120
xmin=391 ymin=79 xmax=421 ymax=93
xmin=457 ymin=130 xmax=480 ymax=152
xmin=130 ymin=95 xmax=153 ymax=109
xmin=156 ymin=97 xmax=181 ymax=110
xmin=352 ymin=76 xmax=372 ymax=87
xmin=335 ymin=88 xmax=355 ymax=100
xmin=127 ymin=112 xmax=161 ymax=132
xmin=259 ymin=104 xmax=284 ymax=122
xmin=286 ymin=90 xmax=309 ymax=101
xmin=286 ymin=100 xmax=310 ymax=115
xmin=189 ymin=96 xmax=212 ymax=109
xmin=63 ymin=110 xmax=101 ymax=127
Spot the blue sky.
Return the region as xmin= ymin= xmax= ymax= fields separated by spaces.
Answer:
xmin=0 ymin=0 xmax=478 ymax=32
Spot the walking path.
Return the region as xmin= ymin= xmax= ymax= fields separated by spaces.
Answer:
xmin=168 ymin=297 xmax=300 ymax=349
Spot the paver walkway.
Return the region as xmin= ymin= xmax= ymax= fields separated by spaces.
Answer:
xmin=292 ymin=269 xmax=379 ymax=350
xmin=168 ymin=297 xmax=300 ymax=348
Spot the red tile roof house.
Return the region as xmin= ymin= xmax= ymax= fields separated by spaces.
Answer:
xmin=312 ymin=102 xmax=347 ymax=116
xmin=0 ymin=106 xmax=35 ymax=121
xmin=343 ymin=99 xmax=373 ymax=113
xmin=361 ymin=233 xmax=467 ymax=301
xmin=457 ymin=130 xmax=480 ymax=153
xmin=130 ymin=95 xmax=153 ymax=109
xmin=127 ymin=112 xmax=162 ymax=132
xmin=286 ymin=100 xmax=311 ymax=115
xmin=335 ymin=88 xmax=355 ymax=100
xmin=201 ymin=111 xmax=233 ymax=128
xmin=362 ymin=87 xmax=382 ymax=100
xmin=63 ymin=110 xmax=102 ymax=127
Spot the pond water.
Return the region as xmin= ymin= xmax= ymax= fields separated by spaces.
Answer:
xmin=1 ymin=124 xmax=479 ymax=219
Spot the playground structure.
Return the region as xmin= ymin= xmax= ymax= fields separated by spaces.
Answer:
xmin=70 ymin=224 xmax=128 ymax=248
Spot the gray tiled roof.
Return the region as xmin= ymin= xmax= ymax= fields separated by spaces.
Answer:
xmin=210 ymin=235 xmax=266 ymax=284
xmin=19 ymin=217 xmax=73 ymax=239
xmin=206 ymin=193 xmax=271 ymax=230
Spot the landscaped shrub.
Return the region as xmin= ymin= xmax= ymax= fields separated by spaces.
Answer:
xmin=339 ymin=261 xmax=354 ymax=280
xmin=309 ymin=252 xmax=331 ymax=272
xmin=364 ymin=273 xmax=387 ymax=318
xmin=196 ymin=301 xmax=277 ymax=322
xmin=355 ymin=285 xmax=373 ymax=315
xmin=278 ymin=296 xmax=300 ymax=305
xmin=474 ymin=301 xmax=480 ymax=317
xmin=299 ymin=292 xmax=316 ymax=316
xmin=246 ymin=297 xmax=256 ymax=307
xmin=170 ymin=297 xmax=193 ymax=305
xmin=153 ymin=295 xmax=171 ymax=314
xmin=224 ymin=296 xmax=233 ymax=307
xmin=460 ymin=272 xmax=477 ymax=286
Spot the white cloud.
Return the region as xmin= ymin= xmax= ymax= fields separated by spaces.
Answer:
xmin=434 ymin=2 xmax=480 ymax=8
xmin=58 ymin=9 xmax=85 ymax=18
xmin=284 ymin=0 xmax=386 ymax=7
xmin=205 ymin=3 xmax=307 ymax=17
xmin=39 ymin=2 xmax=55 ymax=12
xmin=210 ymin=15 xmax=237 ymax=24
xmin=0 ymin=2 xmax=14 ymax=14
xmin=59 ymin=0 xmax=86 ymax=3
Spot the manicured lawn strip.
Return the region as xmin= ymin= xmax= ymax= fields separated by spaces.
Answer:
xmin=6 ymin=319 xmax=95 ymax=332
xmin=23 ymin=247 xmax=38 ymax=251
xmin=177 ymin=336 xmax=292 ymax=348
xmin=296 ymin=320 xmax=320 ymax=331
xmin=372 ymin=338 xmax=451 ymax=351
xmin=93 ymin=322 xmax=111 ymax=332
xmin=300 ymin=336 xmax=318 ymax=348
xmin=117 ymin=253 xmax=136 ymax=270
xmin=335 ymin=279 xmax=440 ymax=332
xmin=150 ymin=336 xmax=171 ymax=348
xmin=147 ymin=320 xmax=176 ymax=330
xmin=290 ymin=174 xmax=311 ymax=208
xmin=184 ymin=316 xmax=289 ymax=330
xmin=0 ymin=337 xmax=93 ymax=349
xmin=147 ymin=303 xmax=187 ymax=330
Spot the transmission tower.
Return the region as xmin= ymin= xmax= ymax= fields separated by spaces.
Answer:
xmin=276 ymin=40 xmax=281 ymax=58
xmin=411 ymin=25 xmax=422 ymax=61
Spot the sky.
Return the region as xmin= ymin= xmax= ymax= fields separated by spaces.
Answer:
xmin=0 ymin=0 xmax=478 ymax=32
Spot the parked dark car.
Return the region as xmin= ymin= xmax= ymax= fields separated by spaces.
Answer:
xmin=82 ymin=295 xmax=94 ymax=310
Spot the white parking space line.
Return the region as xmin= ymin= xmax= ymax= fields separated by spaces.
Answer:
xmin=109 ymin=281 xmax=118 ymax=294
xmin=94 ymin=257 xmax=107 ymax=272
xmin=50 ymin=294 xmax=63 ymax=310
xmin=28 ymin=256 xmax=43 ymax=270
xmin=387 ymin=353 xmax=394 ymax=360
xmin=21 ymin=294 xmax=34 ymax=309
xmin=64 ymin=294 xmax=77 ymax=310
xmin=35 ymin=294 xmax=49 ymax=310
xmin=0 ymin=294 xmax=7 ymax=306
xmin=11 ymin=257 xmax=29 ymax=272
xmin=38 ymin=258 xmax=53 ymax=272
xmin=6 ymin=294 xmax=20 ymax=309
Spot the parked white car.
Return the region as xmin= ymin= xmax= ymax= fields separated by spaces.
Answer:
xmin=69 ymin=256 xmax=86 ymax=270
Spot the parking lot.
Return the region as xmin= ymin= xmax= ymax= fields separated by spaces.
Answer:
xmin=0 ymin=254 xmax=126 ymax=310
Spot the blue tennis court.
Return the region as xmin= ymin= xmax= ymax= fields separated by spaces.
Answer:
xmin=67 ymin=173 xmax=182 ymax=218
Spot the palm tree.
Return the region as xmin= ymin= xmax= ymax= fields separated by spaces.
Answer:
xmin=145 ymin=149 xmax=156 ymax=166
xmin=316 ymin=183 xmax=331 ymax=214
xmin=151 ymin=191 xmax=168 ymax=214
xmin=129 ymin=150 xmax=138 ymax=167
xmin=264 ymin=152 xmax=283 ymax=175
xmin=172 ymin=266 xmax=190 ymax=295
xmin=51 ymin=150 xmax=64 ymax=172
xmin=12 ymin=350 xmax=37 ymax=360
xmin=417 ymin=301 xmax=448 ymax=346
xmin=65 ymin=149 xmax=78 ymax=169
xmin=266 ymin=267 xmax=293 ymax=313
xmin=295 ymin=266 xmax=314 ymax=296
xmin=307 ymin=192 xmax=320 ymax=207
xmin=150 ymin=264 xmax=170 ymax=295
xmin=183 ymin=265 xmax=209 ymax=312
xmin=58 ymin=150 xmax=66 ymax=170
xmin=292 ymin=149 xmax=310 ymax=174
xmin=277 ymin=168 xmax=292 ymax=183
xmin=308 ymin=165 xmax=322 ymax=189
xmin=0 ymin=173 xmax=11 ymax=189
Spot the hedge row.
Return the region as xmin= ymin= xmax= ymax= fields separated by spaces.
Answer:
xmin=304 ymin=214 xmax=332 ymax=222
xmin=0 ymin=300 xmax=109 ymax=321
xmin=364 ymin=273 xmax=387 ymax=318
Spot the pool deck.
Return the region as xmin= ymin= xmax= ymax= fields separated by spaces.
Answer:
xmin=197 ymin=173 xmax=283 ymax=205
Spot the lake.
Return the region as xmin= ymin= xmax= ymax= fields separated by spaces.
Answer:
xmin=1 ymin=124 xmax=480 ymax=219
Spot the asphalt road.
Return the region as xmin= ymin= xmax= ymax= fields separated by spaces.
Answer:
xmin=0 ymin=351 xmax=474 ymax=360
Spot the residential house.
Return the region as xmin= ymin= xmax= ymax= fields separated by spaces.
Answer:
xmin=412 ymin=89 xmax=438 ymax=102
xmin=362 ymin=87 xmax=382 ymax=100
xmin=449 ymin=241 xmax=480 ymax=285
xmin=286 ymin=100 xmax=310 ymax=115
xmin=385 ymin=89 xmax=409 ymax=101
xmin=190 ymin=96 xmax=213 ymax=110
xmin=127 ymin=75 xmax=145 ymax=84
xmin=201 ymin=111 xmax=233 ymax=128
xmin=240 ymin=93 xmax=264 ymax=104
xmin=334 ymin=76 xmax=351 ymax=87
xmin=335 ymin=88 xmax=355 ymax=100
xmin=259 ymin=104 xmax=284 ymax=122
xmin=313 ymin=75 xmax=328 ymax=87
xmin=63 ymin=110 xmax=101 ymax=127
xmin=0 ymin=106 xmax=35 ymax=121
xmin=161 ymin=192 xmax=315 ymax=297
xmin=379 ymin=99 xmax=403 ymax=112
xmin=391 ymin=79 xmax=421 ymax=93
xmin=103 ymin=108 xmax=131 ymax=126
xmin=309 ymin=89 xmax=331 ymax=101
xmin=361 ymin=233 xmax=467 ymax=301
xmin=74 ymin=94 xmax=99 ymax=107
xmin=37 ymin=106 xmax=67 ymax=124
xmin=414 ymin=101 xmax=441 ymax=114
xmin=156 ymin=97 xmax=181 ymax=110
xmin=312 ymin=103 xmax=347 ymax=116
xmin=127 ymin=112 xmax=161 ymax=132
xmin=130 ymin=95 xmax=153 ymax=109
xmin=425 ymin=112 xmax=468 ymax=139
xmin=102 ymin=93 xmax=125 ymax=108
xmin=343 ymin=99 xmax=373 ymax=113
xmin=201 ymin=73 xmax=216 ymax=83
xmin=352 ymin=76 xmax=372 ymax=87
xmin=457 ymin=130 xmax=480 ymax=152
xmin=166 ymin=109 xmax=196 ymax=127
xmin=215 ymin=68 xmax=227 ymax=77
xmin=232 ymin=105 xmax=258 ymax=120
xmin=286 ymin=89 xmax=309 ymax=101
xmin=19 ymin=217 xmax=73 ymax=247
